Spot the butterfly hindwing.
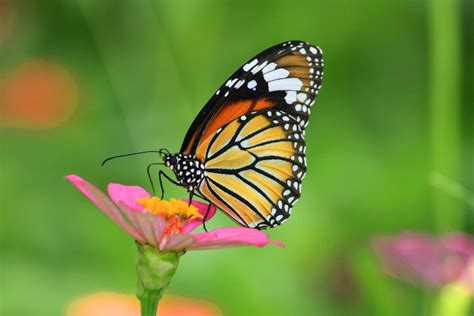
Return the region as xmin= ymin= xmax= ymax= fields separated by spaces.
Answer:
xmin=196 ymin=108 xmax=306 ymax=229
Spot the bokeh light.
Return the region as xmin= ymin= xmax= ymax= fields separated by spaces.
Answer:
xmin=66 ymin=292 xmax=222 ymax=316
xmin=0 ymin=60 xmax=78 ymax=130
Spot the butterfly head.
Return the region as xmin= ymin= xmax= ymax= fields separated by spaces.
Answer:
xmin=163 ymin=153 xmax=205 ymax=192
xmin=162 ymin=153 xmax=175 ymax=168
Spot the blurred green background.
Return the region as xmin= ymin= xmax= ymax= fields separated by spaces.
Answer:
xmin=1 ymin=0 xmax=473 ymax=315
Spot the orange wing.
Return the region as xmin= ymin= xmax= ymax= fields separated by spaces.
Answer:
xmin=196 ymin=109 xmax=306 ymax=229
xmin=180 ymin=40 xmax=323 ymax=156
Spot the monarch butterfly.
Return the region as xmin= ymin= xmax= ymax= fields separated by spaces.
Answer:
xmin=158 ymin=40 xmax=324 ymax=230
xmin=104 ymin=40 xmax=324 ymax=230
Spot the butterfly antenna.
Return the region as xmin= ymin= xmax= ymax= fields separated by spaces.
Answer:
xmin=101 ymin=150 xmax=163 ymax=166
xmin=159 ymin=148 xmax=170 ymax=156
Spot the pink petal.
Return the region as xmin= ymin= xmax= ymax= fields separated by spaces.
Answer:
xmin=161 ymin=233 xmax=195 ymax=251
xmin=458 ymin=260 xmax=474 ymax=293
xmin=107 ymin=183 xmax=151 ymax=213
xmin=131 ymin=212 xmax=160 ymax=247
xmin=372 ymin=231 xmax=463 ymax=287
xmin=182 ymin=200 xmax=217 ymax=233
xmin=66 ymin=174 xmax=100 ymax=205
xmin=65 ymin=174 xmax=145 ymax=243
xmin=115 ymin=201 xmax=168 ymax=248
xmin=442 ymin=233 xmax=474 ymax=259
xmin=188 ymin=227 xmax=285 ymax=250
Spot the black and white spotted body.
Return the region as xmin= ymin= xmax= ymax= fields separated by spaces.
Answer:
xmin=164 ymin=154 xmax=205 ymax=192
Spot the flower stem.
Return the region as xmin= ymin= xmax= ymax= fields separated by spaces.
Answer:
xmin=429 ymin=0 xmax=462 ymax=232
xmin=139 ymin=290 xmax=161 ymax=316
xmin=135 ymin=243 xmax=184 ymax=316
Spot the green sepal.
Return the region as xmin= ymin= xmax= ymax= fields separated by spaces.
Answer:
xmin=135 ymin=242 xmax=184 ymax=316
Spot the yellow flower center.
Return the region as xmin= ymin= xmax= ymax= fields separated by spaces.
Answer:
xmin=136 ymin=197 xmax=202 ymax=221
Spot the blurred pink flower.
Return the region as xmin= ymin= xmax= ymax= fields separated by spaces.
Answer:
xmin=66 ymin=292 xmax=222 ymax=316
xmin=373 ymin=231 xmax=474 ymax=292
xmin=66 ymin=174 xmax=284 ymax=251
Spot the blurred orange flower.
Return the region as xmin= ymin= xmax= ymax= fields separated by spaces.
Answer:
xmin=0 ymin=60 xmax=78 ymax=129
xmin=67 ymin=292 xmax=222 ymax=316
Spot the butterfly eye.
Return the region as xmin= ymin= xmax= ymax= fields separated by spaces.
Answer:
xmin=164 ymin=155 xmax=177 ymax=168
xmin=159 ymin=148 xmax=171 ymax=160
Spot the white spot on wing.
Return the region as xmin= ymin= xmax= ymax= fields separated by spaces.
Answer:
xmin=263 ymin=68 xmax=290 ymax=82
xmin=297 ymin=93 xmax=307 ymax=102
xmin=243 ymin=59 xmax=258 ymax=72
xmin=247 ymin=80 xmax=257 ymax=89
xmin=262 ymin=62 xmax=277 ymax=74
xmin=225 ymin=78 xmax=237 ymax=87
xmin=268 ymin=78 xmax=303 ymax=92
xmin=251 ymin=61 xmax=268 ymax=74
xmin=235 ymin=79 xmax=245 ymax=89
xmin=285 ymin=91 xmax=297 ymax=104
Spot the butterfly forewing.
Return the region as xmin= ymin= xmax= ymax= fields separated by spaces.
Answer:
xmin=180 ymin=40 xmax=323 ymax=156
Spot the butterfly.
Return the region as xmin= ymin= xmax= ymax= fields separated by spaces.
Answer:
xmin=162 ymin=40 xmax=324 ymax=230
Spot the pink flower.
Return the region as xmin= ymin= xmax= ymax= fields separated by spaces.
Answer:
xmin=66 ymin=175 xmax=284 ymax=251
xmin=373 ymin=231 xmax=474 ymax=293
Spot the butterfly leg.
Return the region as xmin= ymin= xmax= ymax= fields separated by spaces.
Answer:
xmin=187 ymin=190 xmax=212 ymax=204
xmin=191 ymin=191 xmax=207 ymax=200
xmin=158 ymin=170 xmax=180 ymax=199
xmin=202 ymin=202 xmax=214 ymax=233
xmin=146 ymin=162 xmax=163 ymax=195
xmin=188 ymin=191 xmax=194 ymax=206
xmin=186 ymin=192 xmax=213 ymax=232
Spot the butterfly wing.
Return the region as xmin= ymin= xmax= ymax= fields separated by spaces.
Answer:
xmin=196 ymin=109 xmax=306 ymax=229
xmin=181 ymin=40 xmax=324 ymax=229
xmin=180 ymin=40 xmax=323 ymax=157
